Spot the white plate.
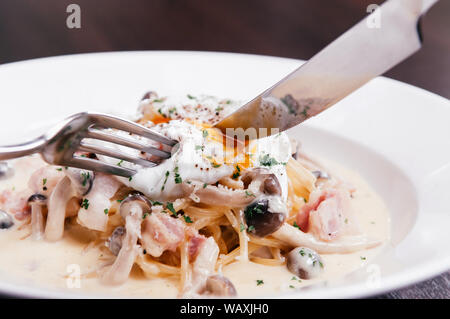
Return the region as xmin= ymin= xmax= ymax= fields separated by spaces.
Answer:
xmin=0 ymin=51 xmax=449 ymax=298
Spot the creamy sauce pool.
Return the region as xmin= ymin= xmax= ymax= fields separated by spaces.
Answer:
xmin=0 ymin=156 xmax=390 ymax=297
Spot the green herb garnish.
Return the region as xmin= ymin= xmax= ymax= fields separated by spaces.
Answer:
xmin=183 ymin=215 xmax=193 ymax=223
xmin=166 ymin=202 xmax=177 ymax=216
xmin=81 ymin=198 xmax=90 ymax=209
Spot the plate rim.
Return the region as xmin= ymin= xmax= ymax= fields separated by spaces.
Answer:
xmin=0 ymin=50 xmax=448 ymax=299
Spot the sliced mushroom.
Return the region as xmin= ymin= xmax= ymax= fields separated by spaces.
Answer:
xmin=287 ymin=247 xmax=324 ymax=279
xmin=0 ymin=210 xmax=14 ymax=229
xmin=28 ymin=194 xmax=47 ymax=240
xmin=205 ymin=275 xmax=237 ymax=297
xmin=65 ymin=168 xmax=94 ymax=196
xmin=273 ymin=223 xmax=381 ymax=254
xmin=45 ymin=168 xmax=94 ymax=241
xmin=244 ymin=196 xmax=287 ymax=237
xmin=182 ymin=181 xmax=254 ymax=207
xmin=101 ymin=194 xmax=151 ymax=285
xmin=106 ymin=226 xmax=126 ymax=256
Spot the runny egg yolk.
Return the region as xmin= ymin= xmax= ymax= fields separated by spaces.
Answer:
xmin=189 ymin=121 xmax=255 ymax=174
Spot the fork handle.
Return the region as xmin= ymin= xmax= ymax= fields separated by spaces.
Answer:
xmin=0 ymin=136 xmax=45 ymax=161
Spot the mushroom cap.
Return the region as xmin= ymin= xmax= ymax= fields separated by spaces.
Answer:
xmin=205 ymin=275 xmax=237 ymax=297
xmin=242 ymin=168 xmax=282 ymax=196
xmin=244 ymin=196 xmax=287 ymax=237
xmin=287 ymin=247 xmax=324 ymax=279
xmin=0 ymin=210 xmax=14 ymax=229
xmin=27 ymin=194 xmax=47 ymax=205
xmin=65 ymin=168 xmax=94 ymax=196
xmin=107 ymin=226 xmax=126 ymax=256
xmin=119 ymin=193 xmax=152 ymax=219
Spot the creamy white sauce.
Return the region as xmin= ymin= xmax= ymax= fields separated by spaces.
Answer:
xmin=96 ymin=120 xmax=292 ymax=201
xmin=0 ymin=155 xmax=390 ymax=297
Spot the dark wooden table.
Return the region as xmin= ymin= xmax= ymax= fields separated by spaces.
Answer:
xmin=0 ymin=0 xmax=448 ymax=298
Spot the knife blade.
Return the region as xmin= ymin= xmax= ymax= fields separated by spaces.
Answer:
xmin=214 ymin=0 xmax=439 ymax=139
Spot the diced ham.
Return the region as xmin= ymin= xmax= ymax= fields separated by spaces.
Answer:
xmin=0 ymin=189 xmax=31 ymax=220
xmin=77 ymin=173 xmax=122 ymax=232
xmin=296 ymin=184 xmax=354 ymax=241
xmin=183 ymin=236 xmax=219 ymax=297
xmin=141 ymin=211 xmax=185 ymax=257
xmin=187 ymin=231 xmax=206 ymax=261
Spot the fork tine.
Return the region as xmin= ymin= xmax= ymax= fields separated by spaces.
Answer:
xmin=86 ymin=129 xmax=172 ymax=159
xmin=89 ymin=113 xmax=177 ymax=147
xmin=79 ymin=142 xmax=158 ymax=168
xmin=64 ymin=157 xmax=136 ymax=178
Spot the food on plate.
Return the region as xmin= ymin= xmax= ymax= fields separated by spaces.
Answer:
xmin=0 ymin=92 xmax=390 ymax=297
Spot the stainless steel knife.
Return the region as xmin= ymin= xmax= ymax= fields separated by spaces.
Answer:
xmin=215 ymin=0 xmax=439 ymax=138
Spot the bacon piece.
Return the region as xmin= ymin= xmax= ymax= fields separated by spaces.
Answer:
xmin=0 ymin=189 xmax=31 ymax=220
xmin=141 ymin=211 xmax=186 ymax=257
xmin=297 ymin=184 xmax=353 ymax=241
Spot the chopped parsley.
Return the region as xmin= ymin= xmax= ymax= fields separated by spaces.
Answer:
xmin=168 ymin=107 xmax=177 ymax=114
xmin=247 ymin=225 xmax=255 ymax=232
xmin=203 ymin=183 xmax=208 ymax=188
xmin=239 ymin=223 xmax=245 ymax=232
xmin=299 ymin=249 xmax=305 ymax=256
xmin=187 ymin=94 xmax=196 ymax=100
xmin=215 ymin=106 xmax=223 ymax=112
xmin=293 ymin=221 xmax=300 ymax=229
xmin=161 ymin=171 xmax=170 ymax=191
xmin=259 ymin=153 xmax=279 ymax=167
xmin=56 ymin=168 xmax=63 ymax=171
xmin=116 ymin=199 xmax=123 ymax=203
xmin=360 ymin=256 xmax=366 ymax=261
xmin=174 ymin=166 xmax=182 ymax=184
xmin=166 ymin=202 xmax=177 ymax=216
xmin=183 ymin=215 xmax=193 ymax=223
xmin=158 ymin=108 xmax=167 ymax=118
xmin=289 ymin=285 xmax=295 ymax=289
xmin=104 ymin=208 xmax=109 ymax=215
xmin=244 ymin=203 xmax=265 ymax=219
xmin=245 ymin=190 xmax=255 ymax=197
xmin=202 ymin=130 xmax=209 ymax=138
xmin=195 ymin=145 xmax=204 ymax=151
xmin=256 ymin=280 xmax=264 ymax=286
xmin=151 ymin=200 xmax=163 ymax=206
xmin=117 ymin=160 xmax=124 ymax=166
xmin=142 ymin=213 xmax=149 ymax=220
xmin=232 ymin=165 xmax=241 ymax=179
xmin=212 ymin=163 xmax=221 ymax=168
xmin=42 ymin=178 xmax=47 ymax=191
xmin=81 ymin=198 xmax=90 ymax=209
xmin=128 ymin=176 xmax=133 ymax=182
xmin=81 ymin=172 xmax=90 ymax=187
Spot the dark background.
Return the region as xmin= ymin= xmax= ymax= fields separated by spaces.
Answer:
xmin=0 ymin=0 xmax=448 ymax=298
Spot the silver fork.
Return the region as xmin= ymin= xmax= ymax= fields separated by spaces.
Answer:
xmin=0 ymin=112 xmax=177 ymax=177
